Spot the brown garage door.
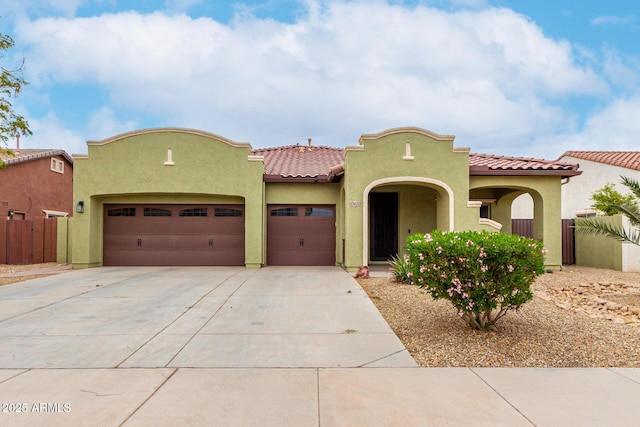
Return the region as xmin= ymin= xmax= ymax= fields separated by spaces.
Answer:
xmin=267 ymin=205 xmax=336 ymax=266
xmin=103 ymin=204 xmax=244 ymax=266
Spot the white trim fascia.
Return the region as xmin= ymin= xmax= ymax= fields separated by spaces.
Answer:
xmin=43 ymin=209 xmax=69 ymax=218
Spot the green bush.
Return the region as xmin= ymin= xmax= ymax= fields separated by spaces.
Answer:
xmin=388 ymin=254 xmax=412 ymax=283
xmin=406 ymin=230 xmax=546 ymax=331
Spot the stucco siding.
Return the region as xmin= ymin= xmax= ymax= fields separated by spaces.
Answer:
xmin=72 ymin=129 xmax=264 ymax=268
xmin=0 ymin=156 xmax=73 ymax=219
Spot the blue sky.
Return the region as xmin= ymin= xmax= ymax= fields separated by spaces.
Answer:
xmin=1 ymin=0 xmax=639 ymax=158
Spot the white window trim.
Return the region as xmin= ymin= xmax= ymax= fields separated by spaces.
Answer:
xmin=50 ymin=158 xmax=65 ymax=174
xmin=43 ymin=209 xmax=69 ymax=218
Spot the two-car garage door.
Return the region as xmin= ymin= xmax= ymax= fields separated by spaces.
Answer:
xmin=103 ymin=204 xmax=336 ymax=266
xmin=103 ymin=204 xmax=244 ymax=266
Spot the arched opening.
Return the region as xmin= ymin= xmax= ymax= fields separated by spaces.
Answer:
xmin=469 ymin=186 xmax=543 ymax=240
xmin=362 ymin=177 xmax=454 ymax=266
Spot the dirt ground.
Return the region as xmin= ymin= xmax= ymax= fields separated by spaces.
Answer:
xmin=358 ymin=265 xmax=640 ymax=367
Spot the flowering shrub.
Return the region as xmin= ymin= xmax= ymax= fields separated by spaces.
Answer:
xmin=406 ymin=230 xmax=546 ymax=331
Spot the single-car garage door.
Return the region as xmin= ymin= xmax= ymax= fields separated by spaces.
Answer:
xmin=267 ymin=205 xmax=336 ymax=266
xmin=103 ymin=204 xmax=245 ymax=266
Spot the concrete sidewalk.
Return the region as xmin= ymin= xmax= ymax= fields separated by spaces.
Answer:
xmin=1 ymin=367 xmax=638 ymax=426
xmin=0 ymin=267 xmax=638 ymax=426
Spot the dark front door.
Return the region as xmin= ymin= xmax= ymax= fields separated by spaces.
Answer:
xmin=369 ymin=192 xmax=398 ymax=261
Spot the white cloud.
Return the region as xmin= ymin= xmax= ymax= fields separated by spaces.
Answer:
xmin=11 ymin=1 xmax=620 ymax=154
xmin=20 ymin=111 xmax=86 ymax=155
xmin=591 ymin=15 xmax=636 ymax=26
xmin=602 ymin=46 xmax=640 ymax=90
xmin=532 ymin=96 xmax=640 ymax=157
xmin=87 ymin=107 xmax=137 ymax=141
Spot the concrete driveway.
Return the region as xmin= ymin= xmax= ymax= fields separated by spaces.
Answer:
xmin=0 ymin=266 xmax=415 ymax=369
xmin=1 ymin=267 xmax=638 ymax=426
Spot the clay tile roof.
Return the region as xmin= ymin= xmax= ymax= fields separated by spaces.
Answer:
xmin=469 ymin=153 xmax=580 ymax=176
xmin=560 ymin=151 xmax=640 ymax=172
xmin=252 ymin=145 xmax=345 ymax=179
xmin=0 ymin=149 xmax=73 ymax=166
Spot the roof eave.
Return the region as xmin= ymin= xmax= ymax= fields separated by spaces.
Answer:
xmin=469 ymin=168 xmax=582 ymax=178
xmin=263 ymin=174 xmax=337 ymax=183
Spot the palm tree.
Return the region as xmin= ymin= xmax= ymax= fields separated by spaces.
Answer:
xmin=575 ymin=176 xmax=640 ymax=246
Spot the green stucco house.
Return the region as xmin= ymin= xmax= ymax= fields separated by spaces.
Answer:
xmin=68 ymin=127 xmax=580 ymax=271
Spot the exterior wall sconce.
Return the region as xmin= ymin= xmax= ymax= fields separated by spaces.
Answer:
xmin=76 ymin=201 xmax=84 ymax=213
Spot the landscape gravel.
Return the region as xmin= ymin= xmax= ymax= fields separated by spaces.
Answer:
xmin=358 ymin=265 xmax=640 ymax=367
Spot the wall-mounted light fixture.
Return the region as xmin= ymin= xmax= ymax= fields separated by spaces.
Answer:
xmin=76 ymin=201 xmax=84 ymax=213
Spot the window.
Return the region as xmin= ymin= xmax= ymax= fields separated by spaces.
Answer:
xmin=305 ymin=207 xmax=333 ymax=217
xmin=50 ymin=158 xmax=64 ymax=174
xmin=107 ymin=207 xmax=136 ymax=216
xmin=144 ymin=207 xmax=172 ymax=217
xmin=270 ymin=207 xmax=298 ymax=216
xmin=480 ymin=205 xmax=490 ymax=219
xmin=179 ymin=208 xmax=207 ymax=217
xmin=215 ymin=208 xmax=243 ymax=217
xmin=43 ymin=209 xmax=68 ymax=218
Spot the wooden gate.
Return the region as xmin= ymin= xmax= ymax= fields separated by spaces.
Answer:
xmin=1 ymin=218 xmax=58 ymax=265
xmin=511 ymin=219 xmax=575 ymax=265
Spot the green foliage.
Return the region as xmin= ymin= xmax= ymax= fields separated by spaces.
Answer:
xmin=577 ymin=176 xmax=640 ymax=246
xmin=388 ymin=254 xmax=412 ymax=283
xmin=1 ymin=31 xmax=32 ymax=167
xmin=590 ymin=182 xmax=638 ymax=216
xmin=405 ymin=230 xmax=546 ymax=331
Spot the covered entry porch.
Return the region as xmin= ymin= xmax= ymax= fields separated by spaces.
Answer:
xmin=364 ymin=178 xmax=453 ymax=264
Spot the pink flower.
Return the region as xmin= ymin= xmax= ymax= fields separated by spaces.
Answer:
xmin=508 ymin=265 xmax=514 ymax=272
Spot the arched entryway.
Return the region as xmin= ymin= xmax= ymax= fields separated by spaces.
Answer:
xmin=362 ymin=177 xmax=454 ymax=266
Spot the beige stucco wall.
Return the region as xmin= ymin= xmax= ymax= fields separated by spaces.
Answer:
xmin=72 ymin=128 xmax=265 ymax=268
xmin=559 ymin=158 xmax=640 ymax=219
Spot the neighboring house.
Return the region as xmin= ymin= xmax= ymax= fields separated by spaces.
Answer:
xmin=0 ymin=149 xmax=74 ymax=220
xmin=557 ymin=151 xmax=640 ymax=272
xmin=557 ymin=151 xmax=640 ymax=218
xmin=70 ymin=127 xmax=580 ymax=271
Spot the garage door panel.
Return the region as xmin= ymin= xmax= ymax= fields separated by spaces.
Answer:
xmin=267 ymin=205 xmax=335 ymax=266
xmin=103 ymin=219 xmax=144 ymax=235
xmin=103 ymin=204 xmax=245 ymax=266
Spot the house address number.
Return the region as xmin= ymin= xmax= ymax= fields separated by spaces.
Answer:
xmin=349 ymin=201 xmax=362 ymax=207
